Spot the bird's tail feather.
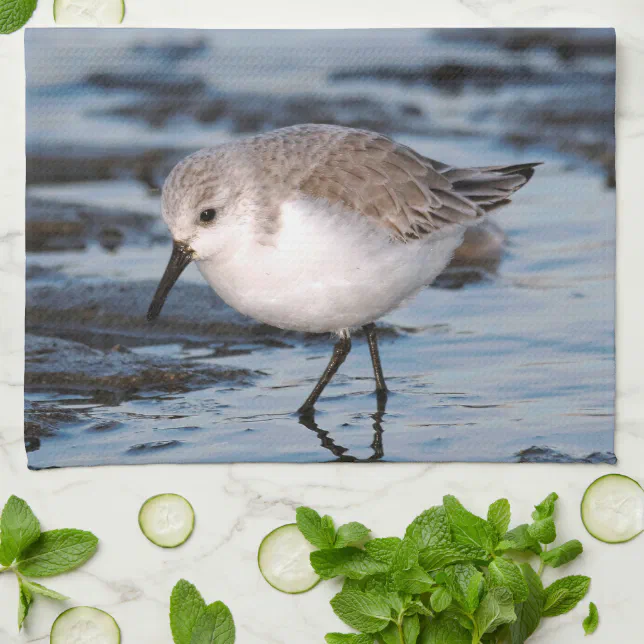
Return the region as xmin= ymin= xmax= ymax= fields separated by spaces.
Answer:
xmin=434 ymin=161 xmax=542 ymax=213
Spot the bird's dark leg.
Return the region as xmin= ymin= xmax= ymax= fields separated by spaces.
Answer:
xmin=298 ymin=333 xmax=352 ymax=415
xmin=363 ymin=323 xmax=388 ymax=405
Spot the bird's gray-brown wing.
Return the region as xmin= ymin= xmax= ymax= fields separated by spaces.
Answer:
xmin=297 ymin=128 xmax=539 ymax=240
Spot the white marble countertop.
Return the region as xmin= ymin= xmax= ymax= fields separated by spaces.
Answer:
xmin=1 ymin=1 xmax=643 ymax=642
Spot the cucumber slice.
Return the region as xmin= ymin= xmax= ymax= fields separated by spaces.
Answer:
xmin=138 ymin=494 xmax=195 ymax=548
xmin=54 ymin=0 xmax=125 ymax=26
xmin=50 ymin=607 xmax=120 ymax=643
xmin=581 ymin=474 xmax=644 ymax=543
xmin=258 ymin=523 xmax=320 ymax=594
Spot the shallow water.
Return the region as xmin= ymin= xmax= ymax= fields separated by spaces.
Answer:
xmin=24 ymin=29 xmax=615 ymax=466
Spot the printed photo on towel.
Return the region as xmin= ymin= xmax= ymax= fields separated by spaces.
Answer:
xmin=24 ymin=28 xmax=616 ymax=467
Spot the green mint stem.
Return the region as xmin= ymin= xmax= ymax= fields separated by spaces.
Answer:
xmin=470 ymin=616 xmax=481 ymax=644
xmin=538 ymin=545 xmax=548 ymax=577
xmin=397 ymin=616 xmax=406 ymax=644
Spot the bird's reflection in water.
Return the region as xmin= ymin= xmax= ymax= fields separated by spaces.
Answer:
xmin=298 ymin=393 xmax=386 ymax=462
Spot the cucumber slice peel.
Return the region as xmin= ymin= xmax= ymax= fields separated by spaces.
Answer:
xmin=581 ymin=474 xmax=644 ymax=543
xmin=139 ymin=494 xmax=195 ymax=548
xmin=258 ymin=523 xmax=320 ymax=594
xmin=54 ymin=0 xmax=125 ymax=26
xmin=50 ymin=606 xmax=120 ymax=643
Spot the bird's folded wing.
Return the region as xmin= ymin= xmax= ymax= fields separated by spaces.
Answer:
xmin=298 ymin=129 xmax=537 ymax=240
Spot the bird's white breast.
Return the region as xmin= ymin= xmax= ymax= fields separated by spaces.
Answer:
xmin=197 ymin=197 xmax=465 ymax=333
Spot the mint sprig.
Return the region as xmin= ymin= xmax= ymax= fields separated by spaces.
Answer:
xmin=292 ymin=493 xmax=594 ymax=644
xmin=169 ymin=579 xmax=235 ymax=644
xmin=0 ymin=495 xmax=98 ymax=631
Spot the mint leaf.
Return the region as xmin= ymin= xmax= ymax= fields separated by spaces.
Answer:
xmin=403 ymin=613 xmax=421 ymax=644
xmin=405 ymin=599 xmax=431 ymax=617
xmin=343 ymin=577 xmax=363 ymax=592
xmin=405 ymin=506 xmax=452 ymax=551
xmin=443 ymin=496 xmax=497 ymax=556
xmin=453 ymin=612 xmax=475 ymax=632
xmin=21 ymin=580 xmax=68 ymax=601
xmin=543 ymin=588 xmax=570 ymax=614
xmin=540 ymin=540 xmax=583 ymax=568
xmin=488 ymin=557 xmax=529 ymax=603
xmin=379 ymin=622 xmax=401 ymax=644
xmin=510 ymin=564 xmax=545 ymax=644
xmin=392 ymin=565 xmax=434 ymax=594
xmin=465 ymin=571 xmax=484 ymax=613
xmin=418 ymin=615 xmax=471 ymax=644
xmin=335 ymin=523 xmax=371 ymax=549
xmin=325 ymin=634 xmax=374 ymax=644
xmin=528 ymin=518 xmax=556 ymax=545
xmin=583 ymin=602 xmax=599 ymax=635
xmin=474 ymin=587 xmax=516 ymax=635
xmin=418 ymin=544 xmax=478 ymax=571
xmin=443 ymin=563 xmax=483 ymax=613
xmin=311 ymin=548 xmax=388 ymax=580
xmin=0 ymin=496 xmax=40 ymax=566
xmin=311 ymin=548 xmax=352 ymax=579
xmin=362 ymin=573 xmax=396 ymax=595
xmin=542 ymin=576 xmax=591 ymax=617
xmin=171 ymin=579 xmax=207 ymax=644
xmin=487 ymin=499 xmax=511 ymax=538
xmin=296 ymin=507 xmax=336 ymax=550
xmin=430 ymin=587 xmax=452 ymax=613
xmin=497 ymin=525 xmax=542 ymax=555
xmin=364 ymin=538 xmax=401 ymax=566
xmin=16 ymin=529 xmax=98 ymax=578
xmin=532 ymin=493 xmax=558 ymax=521
xmin=382 ymin=615 xmax=422 ymax=644
xmin=390 ymin=537 xmax=419 ymax=572
xmin=190 ymin=601 xmax=235 ymax=644
xmin=330 ymin=589 xmax=393 ymax=634
xmin=17 ymin=578 xmax=33 ymax=630
xmin=0 ymin=0 xmax=37 ymax=34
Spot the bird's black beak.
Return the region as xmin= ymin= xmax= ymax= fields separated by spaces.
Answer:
xmin=147 ymin=241 xmax=195 ymax=321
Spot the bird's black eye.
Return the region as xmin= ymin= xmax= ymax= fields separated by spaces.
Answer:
xmin=199 ymin=209 xmax=217 ymax=223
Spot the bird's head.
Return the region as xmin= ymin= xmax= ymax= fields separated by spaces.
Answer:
xmin=146 ymin=145 xmax=263 ymax=322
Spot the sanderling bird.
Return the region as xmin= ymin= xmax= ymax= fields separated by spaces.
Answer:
xmin=147 ymin=124 xmax=540 ymax=414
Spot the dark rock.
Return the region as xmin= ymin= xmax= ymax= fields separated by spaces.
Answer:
xmin=86 ymin=72 xmax=207 ymax=96
xmin=26 ymin=279 xmax=297 ymax=348
xmin=26 ymin=145 xmax=187 ymax=188
xmin=25 ymin=334 xmax=253 ymax=397
xmin=401 ymin=103 xmax=423 ymax=117
xmin=331 ymin=62 xmax=553 ymax=93
xmin=26 ymin=264 xmax=66 ymax=281
xmin=515 ymin=445 xmax=617 ymax=464
xmin=98 ymin=227 xmax=126 ymax=252
xmin=500 ymin=95 xmax=615 ymax=175
xmin=127 ymin=440 xmax=183 ymax=452
xmin=94 ymin=91 xmax=430 ymax=139
xmin=24 ymin=401 xmax=87 ymax=452
xmin=26 ymin=218 xmax=87 ymax=252
xmin=131 ymin=39 xmax=210 ymax=62
xmin=85 ymin=420 xmax=122 ymax=432
xmin=25 ymin=196 xmax=166 ymax=252
xmin=436 ymin=28 xmax=616 ymax=61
